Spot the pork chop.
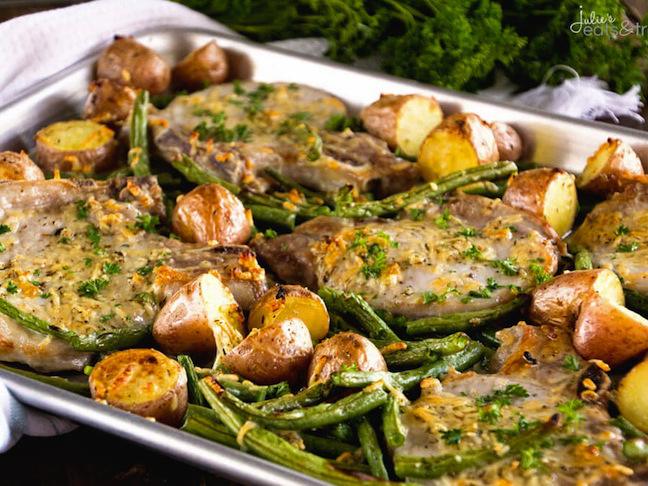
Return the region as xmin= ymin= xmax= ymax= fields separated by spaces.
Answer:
xmin=569 ymin=179 xmax=648 ymax=296
xmin=0 ymin=177 xmax=269 ymax=371
xmin=150 ymin=81 xmax=420 ymax=196
xmin=252 ymin=193 xmax=562 ymax=318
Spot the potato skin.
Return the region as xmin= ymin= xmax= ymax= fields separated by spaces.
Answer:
xmin=617 ymin=357 xmax=648 ymax=433
xmin=360 ymin=94 xmax=443 ymax=158
xmin=89 ymin=348 xmax=188 ymax=426
xmin=172 ymin=41 xmax=229 ymax=90
xmin=172 ymin=183 xmax=251 ymax=245
xmin=418 ymin=112 xmax=499 ymax=181
xmin=0 ymin=151 xmax=44 ymax=180
xmin=502 ymin=167 xmax=577 ymax=236
xmin=35 ymin=120 xmax=118 ymax=173
xmin=573 ymin=293 xmax=648 ymax=368
xmin=529 ymin=269 xmax=624 ymax=329
xmin=247 ymin=284 xmax=329 ymax=342
xmin=222 ymin=318 xmax=313 ymax=385
xmin=97 ymin=36 xmax=171 ymax=95
xmin=307 ymin=332 xmax=387 ymax=386
xmin=489 ymin=121 xmax=522 ymax=161
xmin=83 ymin=78 xmax=136 ymax=124
xmin=577 ymin=138 xmax=644 ymax=196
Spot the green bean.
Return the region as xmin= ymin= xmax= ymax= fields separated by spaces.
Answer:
xmin=323 ymin=422 xmax=357 ymax=443
xmin=181 ymin=404 xmax=238 ymax=449
xmin=382 ymin=395 xmax=406 ymax=447
xmin=475 ymin=327 xmax=501 ymax=349
xmin=331 ymin=342 xmax=484 ymax=390
xmin=372 ymin=333 xmax=471 ymax=368
xmin=461 ymin=179 xmax=508 ymax=198
xmin=611 ymin=416 xmax=648 ymax=439
xmin=0 ymin=363 xmax=90 ymax=396
xmin=195 ymin=369 xmax=290 ymax=402
xmin=129 ymin=90 xmax=151 ymax=177
xmin=222 ymin=383 xmax=389 ymax=430
xmin=0 ymin=298 xmax=151 ymax=352
xmin=301 ymin=433 xmax=359 ymax=459
xmin=252 ymin=381 xmax=334 ymax=413
xmin=171 ymin=154 xmax=241 ymax=194
xmin=264 ymin=167 xmax=331 ymax=204
xmin=624 ymin=288 xmax=648 ymax=317
xmin=394 ymin=414 xmax=560 ymax=479
xmin=336 ymin=161 xmax=518 ymax=218
xmin=357 ymin=417 xmax=389 ymax=479
xmin=177 ymin=355 xmax=206 ymax=407
xmin=197 ymin=378 xmax=405 ymax=485
xmin=405 ymin=297 xmax=527 ymax=336
xmin=248 ymin=205 xmax=296 ymax=231
xmin=574 ymin=250 xmax=593 ymax=270
xmin=318 ymin=287 xmax=400 ymax=343
xmin=623 ymin=438 xmax=648 ymax=463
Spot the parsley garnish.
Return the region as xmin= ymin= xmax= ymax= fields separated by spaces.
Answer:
xmin=192 ymin=110 xmax=251 ymax=142
xmin=0 ymin=224 xmax=10 ymax=235
xmin=351 ymin=231 xmax=398 ymax=279
xmin=476 ymin=384 xmax=529 ymax=425
xmin=39 ymin=292 xmax=52 ymax=299
xmin=422 ymin=287 xmax=459 ymax=304
xmin=463 ymin=244 xmax=482 ymax=260
xmin=434 ymin=209 xmax=451 ymax=229
xmin=75 ymin=200 xmax=89 ymax=220
xmin=519 ymin=447 xmax=544 ymax=470
xmin=0 ymin=243 xmax=5 ymax=253
xmin=77 ymin=279 xmax=109 ymax=298
xmin=132 ymin=215 xmax=160 ymax=233
xmin=59 ymin=236 xmax=71 ymax=244
xmin=289 ymin=112 xmax=312 ymax=121
xmin=563 ymin=355 xmax=580 ymax=372
xmin=86 ymin=224 xmax=101 ymax=249
xmin=132 ymin=291 xmax=158 ymax=304
xmin=100 ymin=313 xmax=116 ymax=323
xmin=558 ymin=399 xmax=585 ymax=427
xmin=102 ymin=262 xmax=121 ymax=275
xmin=491 ymin=258 xmax=519 ymax=276
xmin=441 ymin=429 xmax=462 ymax=445
xmin=617 ymin=241 xmax=639 ymax=253
xmin=136 ymin=265 xmax=152 ymax=276
xmin=84 ymin=257 xmax=93 ymax=267
xmin=6 ymin=281 xmax=18 ymax=294
xmin=457 ymin=226 xmax=478 ymax=237
xmin=324 ymin=114 xmax=361 ymax=132
xmin=529 ymin=262 xmax=551 ymax=284
xmin=614 ymin=225 xmax=630 ymax=236
xmin=264 ymin=228 xmax=278 ymax=239
xmin=409 ymin=208 xmax=425 ymax=221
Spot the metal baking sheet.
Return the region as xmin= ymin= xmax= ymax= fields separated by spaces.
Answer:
xmin=1 ymin=26 xmax=648 ymax=485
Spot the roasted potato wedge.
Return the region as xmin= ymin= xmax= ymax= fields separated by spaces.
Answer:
xmin=171 ymin=183 xmax=251 ymax=245
xmin=35 ymin=120 xmax=118 ymax=173
xmin=83 ymin=78 xmax=137 ymax=124
xmin=573 ymin=293 xmax=648 ymax=368
xmin=529 ymin=269 xmax=624 ymax=329
xmin=418 ymin=113 xmax=499 ymax=181
xmin=153 ymin=272 xmax=245 ymax=364
xmin=577 ymin=138 xmax=644 ymax=195
xmin=223 ymin=318 xmax=313 ymax=385
xmin=0 ymin=151 xmax=44 ymax=180
xmin=502 ymin=168 xmax=578 ymax=236
xmin=489 ymin=121 xmax=523 ymax=162
xmin=89 ymin=348 xmax=188 ymax=426
xmin=617 ymin=357 xmax=648 ymax=433
xmin=172 ymin=41 xmax=229 ymax=90
xmin=307 ymin=332 xmax=387 ymax=386
xmin=247 ymin=285 xmax=329 ymax=342
xmin=360 ymin=94 xmax=444 ymax=158
xmin=97 ymin=36 xmax=171 ymax=95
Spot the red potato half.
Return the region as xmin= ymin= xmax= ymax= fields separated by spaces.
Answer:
xmin=577 ymin=138 xmax=644 ymax=196
xmin=417 ymin=112 xmax=499 ymax=181
xmin=172 ymin=183 xmax=251 ymax=245
xmin=222 ymin=318 xmax=313 ymax=385
xmin=153 ymin=272 xmax=245 ymax=365
xmin=617 ymin=357 xmax=648 ymax=433
xmin=83 ymin=78 xmax=137 ymax=124
xmin=529 ymin=269 xmax=624 ymax=329
xmin=489 ymin=121 xmax=523 ymax=162
xmin=0 ymin=151 xmax=44 ymax=181
xmin=502 ymin=168 xmax=578 ymax=237
xmin=573 ymin=293 xmax=648 ymax=368
xmin=89 ymin=348 xmax=188 ymax=426
xmin=172 ymin=41 xmax=229 ymax=90
xmin=307 ymin=332 xmax=387 ymax=386
xmin=360 ymin=94 xmax=444 ymax=158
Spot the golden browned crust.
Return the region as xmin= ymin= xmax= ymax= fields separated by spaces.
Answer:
xmin=0 ymin=151 xmax=44 ymax=181
xmin=83 ymin=78 xmax=137 ymax=124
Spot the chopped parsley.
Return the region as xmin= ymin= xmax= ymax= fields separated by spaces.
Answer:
xmin=491 ymin=258 xmax=519 ymax=276
xmin=563 ymin=355 xmax=580 ymax=372
xmin=39 ymin=292 xmax=52 ymax=299
xmin=132 ymin=215 xmax=160 ymax=233
xmin=133 ymin=291 xmax=158 ymax=304
xmin=0 ymin=224 xmax=10 ymax=235
xmin=77 ymin=279 xmax=109 ymax=298
xmin=59 ymin=236 xmax=71 ymax=244
xmin=476 ymin=384 xmax=529 ymax=407
xmin=86 ymin=224 xmax=101 ymax=249
xmin=229 ymin=82 xmax=275 ymax=117
xmin=350 ymin=231 xmax=398 ymax=279
xmin=478 ymin=406 xmax=502 ymax=424
xmin=614 ymin=225 xmax=630 ymax=236
xmin=409 ymin=208 xmax=425 ymax=221
xmin=192 ymin=110 xmax=251 ymax=142
xmin=6 ymin=281 xmax=18 ymax=294
xmin=434 ymin=209 xmax=451 ymax=229
xmin=288 ymin=111 xmax=312 ymax=121
xmin=519 ymin=447 xmax=544 ymax=470
xmin=324 ymin=114 xmax=361 ymax=132
xmin=136 ymin=265 xmax=152 ymax=276
xmin=264 ymin=228 xmax=278 ymax=239
xmin=422 ymin=287 xmax=459 ymax=304
xmin=494 ymin=415 xmax=539 ymax=440
xmin=457 ymin=226 xmax=478 ymax=237
xmin=100 ymin=313 xmax=116 ymax=323
xmin=617 ymin=241 xmax=639 ymax=253
xmin=463 ymin=287 xmax=492 ymax=302
xmin=558 ymin=399 xmax=585 ymax=427
xmin=102 ymin=262 xmax=121 ymax=275
xmin=463 ymin=244 xmax=482 ymax=260
xmin=84 ymin=257 xmax=93 ymax=267
xmin=441 ymin=429 xmax=462 ymax=445
xmin=75 ymin=200 xmax=89 ymax=220
xmin=529 ymin=262 xmax=551 ymax=284
xmin=0 ymin=243 xmax=4 ymax=253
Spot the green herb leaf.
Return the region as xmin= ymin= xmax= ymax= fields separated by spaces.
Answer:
xmin=100 ymin=313 xmax=116 ymax=323
xmin=102 ymin=262 xmax=121 ymax=275
xmin=463 ymin=244 xmax=482 ymax=260
xmin=614 ymin=225 xmax=630 ymax=236
xmin=409 ymin=208 xmax=425 ymax=221
xmin=132 ymin=215 xmax=160 ymax=233
xmin=441 ymin=428 xmax=462 ymax=445
xmin=435 ymin=209 xmax=451 ymax=229
xmin=6 ymin=282 xmax=18 ymax=294
xmin=563 ymin=355 xmax=580 ymax=372
xmin=617 ymin=241 xmax=639 ymax=253
xmin=75 ymin=200 xmax=89 ymax=220
xmin=77 ymin=279 xmax=109 ymax=298
xmin=0 ymin=224 xmax=11 ymax=235
xmin=264 ymin=228 xmax=278 ymax=239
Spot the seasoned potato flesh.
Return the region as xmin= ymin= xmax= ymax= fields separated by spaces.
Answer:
xmin=37 ymin=121 xmax=114 ymax=151
xmin=396 ymin=97 xmax=444 ymax=157
xmin=579 ymin=142 xmax=615 ymax=188
xmin=592 ymin=269 xmax=625 ymax=305
xmin=618 ymin=358 xmax=648 ymax=433
xmin=418 ymin=131 xmax=479 ymax=181
xmin=543 ymin=172 xmax=578 ymax=236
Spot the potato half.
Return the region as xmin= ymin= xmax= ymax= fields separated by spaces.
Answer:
xmin=97 ymin=36 xmax=171 ymax=95
xmin=502 ymin=168 xmax=578 ymax=237
xmin=0 ymin=151 xmax=44 ymax=181
xmin=529 ymin=269 xmax=624 ymax=329
xmin=83 ymin=78 xmax=137 ymax=124
xmin=89 ymin=348 xmax=188 ymax=426
xmin=360 ymin=94 xmax=444 ymax=158
xmin=577 ymin=138 xmax=644 ymax=196
xmin=417 ymin=113 xmax=499 ymax=181
xmin=573 ymin=293 xmax=648 ymax=368
xmin=223 ymin=318 xmax=313 ymax=385
xmin=171 ymin=183 xmax=251 ymax=245
xmin=248 ymin=285 xmax=329 ymax=342
xmin=490 ymin=121 xmax=523 ymax=162
xmin=153 ymin=272 xmax=245 ymax=365
xmin=617 ymin=357 xmax=648 ymax=433
xmin=35 ymin=120 xmax=118 ymax=173
xmin=307 ymin=332 xmax=387 ymax=386
xmin=172 ymin=41 xmax=229 ymax=91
